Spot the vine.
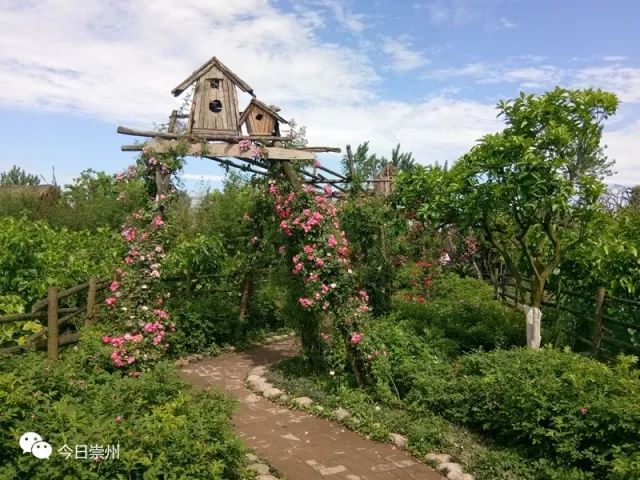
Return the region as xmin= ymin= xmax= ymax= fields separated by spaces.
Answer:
xmin=98 ymin=144 xmax=186 ymax=375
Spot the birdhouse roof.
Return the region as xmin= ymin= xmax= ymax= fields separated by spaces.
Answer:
xmin=171 ymin=57 xmax=255 ymax=97
xmin=238 ymin=98 xmax=290 ymax=126
xmin=375 ymin=163 xmax=397 ymax=179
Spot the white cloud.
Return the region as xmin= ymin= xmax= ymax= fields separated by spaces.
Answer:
xmin=572 ymin=66 xmax=640 ymax=103
xmin=486 ymin=16 xmax=518 ymax=31
xmin=605 ymin=121 xmax=640 ymax=185
xmin=0 ymin=0 xmax=638 ymax=185
xmin=425 ymin=0 xmax=481 ymax=26
xmin=382 ymin=37 xmax=428 ymax=72
xmin=603 ymin=56 xmax=627 ymax=62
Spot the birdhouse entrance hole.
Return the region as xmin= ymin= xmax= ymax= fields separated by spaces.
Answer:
xmin=255 ymin=113 xmax=264 ymax=120
xmin=209 ymin=100 xmax=223 ymax=113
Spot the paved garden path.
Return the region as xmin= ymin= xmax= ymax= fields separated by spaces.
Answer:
xmin=180 ymin=339 xmax=443 ymax=480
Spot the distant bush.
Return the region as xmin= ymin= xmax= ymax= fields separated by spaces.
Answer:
xmin=395 ymin=273 xmax=525 ymax=354
xmin=408 ymin=348 xmax=640 ymax=479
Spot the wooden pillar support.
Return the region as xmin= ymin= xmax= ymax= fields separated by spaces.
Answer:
xmin=47 ymin=287 xmax=59 ymax=362
xmin=592 ymin=286 xmax=606 ymax=358
xmin=85 ymin=277 xmax=98 ymax=326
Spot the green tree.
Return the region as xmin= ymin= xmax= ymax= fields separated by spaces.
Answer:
xmin=342 ymin=142 xmax=415 ymax=191
xmin=0 ymin=165 xmax=41 ymax=185
xmin=456 ymin=87 xmax=618 ymax=348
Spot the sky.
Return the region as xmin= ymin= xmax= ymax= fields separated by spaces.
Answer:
xmin=1 ymin=0 xmax=639 ymax=191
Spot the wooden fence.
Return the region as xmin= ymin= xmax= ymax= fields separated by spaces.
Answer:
xmin=498 ymin=277 xmax=640 ymax=360
xmin=0 ymin=271 xmax=260 ymax=361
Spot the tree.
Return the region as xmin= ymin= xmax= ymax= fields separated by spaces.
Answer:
xmin=342 ymin=142 xmax=415 ymax=191
xmin=456 ymin=87 xmax=618 ymax=348
xmin=0 ymin=166 xmax=41 ymax=185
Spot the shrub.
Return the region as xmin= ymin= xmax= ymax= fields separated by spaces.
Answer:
xmin=395 ymin=273 xmax=525 ymax=353
xmin=0 ymin=343 xmax=245 ymax=479
xmin=408 ymin=348 xmax=640 ymax=478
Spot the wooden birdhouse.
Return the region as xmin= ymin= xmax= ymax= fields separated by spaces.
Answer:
xmin=239 ymin=98 xmax=289 ymax=137
xmin=171 ymin=57 xmax=255 ymax=136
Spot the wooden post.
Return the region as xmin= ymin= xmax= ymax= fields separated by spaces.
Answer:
xmin=185 ymin=270 xmax=192 ymax=298
xmin=47 ymin=287 xmax=59 ymax=362
xmin=592 ymin=286 xmax=606 ymax=358
xmin=346 ymin=144 xmax=355 ymax=180
xmin=238 ymin=275 xmax=252 ymax=323
xmin=85 ymin=277 xmax=98 ymax=326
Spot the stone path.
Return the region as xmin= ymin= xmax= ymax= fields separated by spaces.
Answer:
xmin=179 ymin=339 xmax=443 ymax=480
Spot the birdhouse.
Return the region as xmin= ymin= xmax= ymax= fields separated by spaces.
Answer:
xmin=171 ymin=57 xmax=255 ymax=136
xmin=238 ymin=98 xmax=289 ymax=137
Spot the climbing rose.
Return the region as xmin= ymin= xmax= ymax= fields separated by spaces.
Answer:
xmin=350 ymin=332 xmax=364 ymax=345
xmin=105 ymin=297 xmax=118 ymax=307
xmin=109 ymin=281 xmax=120 ymax=292
xmin=328 ymin=235 xmax=338 ymax=247
xmin=153 ymin=214 xmax=164 ymax=227
xmin=298 ymin=297 xmax=313 ymax=309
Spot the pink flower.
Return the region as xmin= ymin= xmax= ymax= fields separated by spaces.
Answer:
xmin=140 ymin=232 xmax=149 ymax=242
xmin=109 ymin=281 xmax=120 ymax=292
xmin=124 ymin=256 xmax=134 ymax=265
xmin=313 ymin=160 xmax=321 ymax=168
xmin=154 ymin=245 xmax=163 ymax=253
xmin=115 ymin=415 xmax=123 ymax=424
xmin=122 ymin=227 xmax=136 ymax=242
xmin=328 ymin=235 xmax=338 ymax=247
xmin=303 ymin=244 xmax=315 ymax=254
xmin=153 ymin=309 xmax=169 ymax=319
xmin=128 ymin=371 xmax=141 ymax=378
xmin=105 ymin=297 xmax=118 ymax=307
xmin=278 ymin=245 xmax=286 ymax=255
xmin=357 ymin=305 xmax=370 ymax=313
xmin=322 ymin=301 xmax=330 ymax=311
xmin=315 ymin=257 xmax=325 ymax=267
xmin=149 ymin=269 xmax=161 ymax=278
xmin=359 ymin=290 xmax=369 ymax=302
xmin=102 ymin=335 xmax=112 ymax=344
xmin=323 ymin=185 xmax=332 ymax=195
xmin=293 ymin=263 xmax=304 ymax=274
xmin=153 ymin=214 xmax=164 ymax=227
xmin=321 ymin=284 xmax=330 ymax=294
xmin=350 ymin=332 xmax=364 ymax=345
xmin=298 ymin=297 xmax=313 ymax=309
xmin=309 ymin=273 xmax=319 ymax=282
xmin=320 ymin=332 xmax=330 ymax=342
xmin=580 ymin=407 xmax=588 ymax=415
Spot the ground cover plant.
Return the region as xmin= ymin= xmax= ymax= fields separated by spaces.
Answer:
xmin=0 ymin=336 xmax=246 ymax=479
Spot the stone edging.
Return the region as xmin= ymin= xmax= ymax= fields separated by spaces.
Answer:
xmin=244 ymin=452 xmax=282 ymax=480
xmin=245 ymin=366 xmax=475 ymax=480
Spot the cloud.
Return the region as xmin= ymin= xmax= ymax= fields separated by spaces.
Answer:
xmin=182 ymin=174 xmax=225 ymax=182
xmin=382 ymin=37 xmax=428 ymax=72
xmin=572 ymin=66 xmax=640 ymax=103
xmin=425 ymin=0 xmax=481 ymax=26
xmin=605 ymin=120 xmax=640 ymax=185
xmin=485 ymin=16 xmax=518 ymax=31
xmin=301 ymin=0 xmax=367 ymax=34
xmin=603 ymin=56 xmax=627 ymax=62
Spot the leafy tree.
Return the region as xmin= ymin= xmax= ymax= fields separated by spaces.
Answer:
xmin=456 ymin=87 xmax=618 ymax=348
xmin=0 ymin=165 xmax=41 ymax=185
xmin=342 ymin=142 xmax=415 ymax=191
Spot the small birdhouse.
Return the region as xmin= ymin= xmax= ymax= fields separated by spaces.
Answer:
xmin=171 ymin=57 xmax=255 ymax=136
xmin=239 ymin=98 xmax=289 ymax=137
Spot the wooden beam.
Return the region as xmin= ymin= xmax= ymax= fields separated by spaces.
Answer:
xmin=117 ymin=126 xmax=292 ymax=143
xmin=145 ymin=139 xmax=316 ymax=161
xmin=301 ymin=147 xmax=342 ymax=153
xmin=205 ymin=156 xmax=269 ymax=176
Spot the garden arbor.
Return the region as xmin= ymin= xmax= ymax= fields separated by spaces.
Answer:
xmin=117 ymin=56 xmax=375 ymax=380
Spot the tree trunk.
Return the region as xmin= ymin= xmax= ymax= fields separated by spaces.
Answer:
xmin=238 ymin=275 xmax=252 ymax=323
xmin=519 ymin=274 xmax=544 ymax=349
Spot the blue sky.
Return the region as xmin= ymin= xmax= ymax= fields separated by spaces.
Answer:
xmin=1 ymin=0 xmax=639 ymax=191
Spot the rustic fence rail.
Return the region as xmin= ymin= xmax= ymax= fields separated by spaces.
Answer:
xmin=0 ymin=270 xmax=268 ymax=360
xmin=498 ymin=277 xmax=640 ymax=360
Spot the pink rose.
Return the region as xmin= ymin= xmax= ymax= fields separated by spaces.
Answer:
xmin=105 ymin=297 xmax=118 ymax=307
xmin=350 ymin=332 xmax=364 ymax=345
